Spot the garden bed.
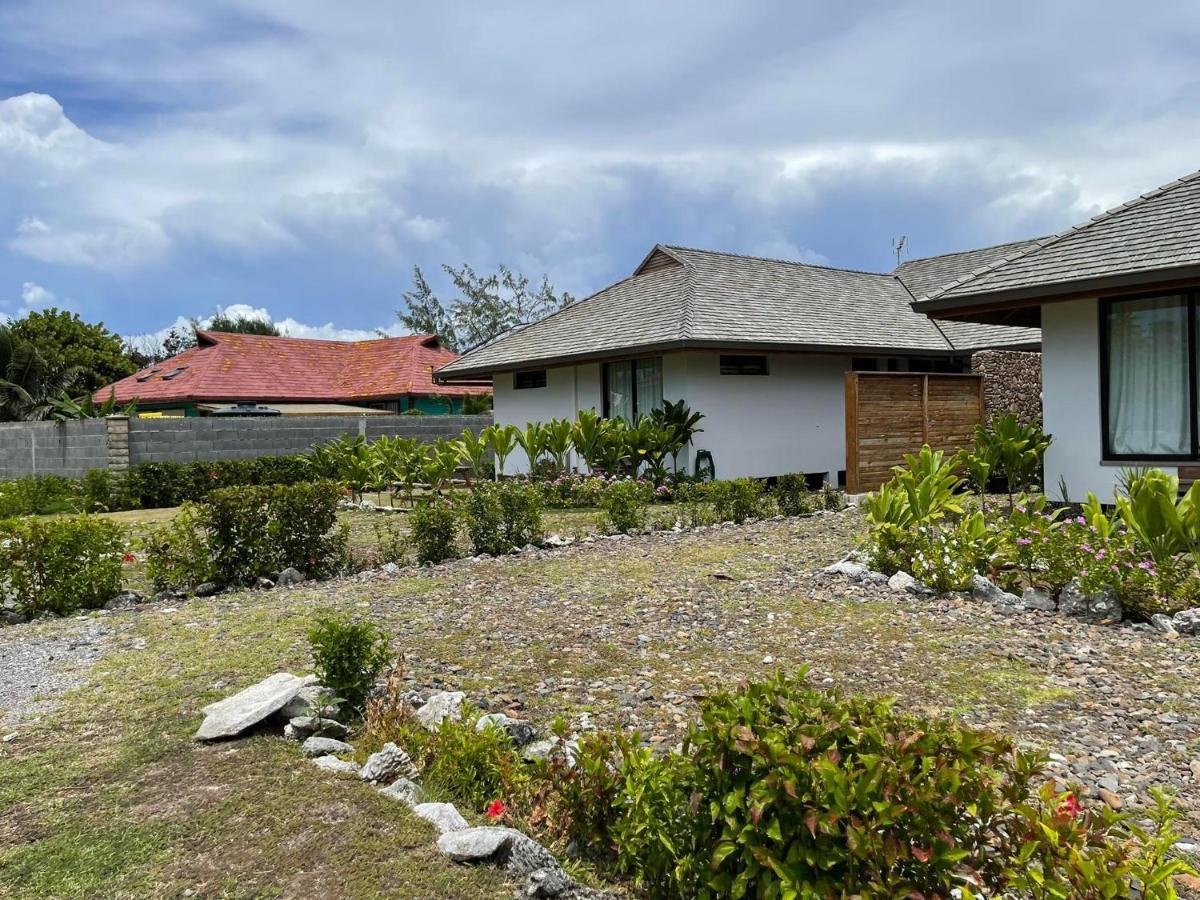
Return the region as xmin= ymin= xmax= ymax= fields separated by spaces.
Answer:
xmin=2 ymin=507 xmax=1199 ymax=896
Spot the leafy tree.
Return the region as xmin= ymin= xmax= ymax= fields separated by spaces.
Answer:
xmin=0 ymin=325 xmax=81 ymax=421
xmin=206 ymin=310 xmax=281 ymax=336
xmin=9 ymin=308 xmax=136 ymax=393
xmin=399 ymin=263 xmax=574 ymax=351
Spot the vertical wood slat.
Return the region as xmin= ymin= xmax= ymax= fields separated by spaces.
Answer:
xmin=846 ymin=372 xmax=984 ymax=492
xmin=845 ymin=373 xmax=859 ymax=493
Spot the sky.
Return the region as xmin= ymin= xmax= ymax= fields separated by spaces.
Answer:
xmin=2 ymin=1 xmax=1200 ymax=344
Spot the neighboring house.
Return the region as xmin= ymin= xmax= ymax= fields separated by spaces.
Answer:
xmin=435 ymin=244 xmax=1040 ymax=481
xmin=913 ymin=168 xmax=1200 ymax=502
xmin=99 ymin=331 xmax=489 ymax=417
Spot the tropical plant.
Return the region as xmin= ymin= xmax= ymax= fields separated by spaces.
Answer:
xmin=647 ymin=399 xmax=705 ymax=471
xmin=515 ymin=421 xmax=549 ymax=472
xmin=570 ymin=408 xmax=613 ymax=473
xmin=45 ymin=388 xmax=138 ymax=421
xmin=1114 ymin=468 xmax=1200 ymax=569
xmin=970 ymin=412 xmax=1052 ymax=507
xmin=482 ymin=423 xmax=519 ymax=480
xmin=420 ymin=438 xmax=463 ymax=494
xmin=864 ymin=445 xmax=964 ymax=531
xmin=543 ymin=418 xmax=574 ymax=473
xmin=0 ymin=324 xmax=83 ymax=422
xmin=453 ymin=428 xmax=490 ymax=482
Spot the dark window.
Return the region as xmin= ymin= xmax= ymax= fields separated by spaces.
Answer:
xmin=851 ymin=357 xmax=878 ymax=371
xmin=513 ymin=370 xmax=547 ymax=390
xmin=1101 ymin=292 xmax=1197 ymax=460
xmin=907 ymin=358 xmax=933 ymax=373
xmin=602 ymin=357 xmax=662 ymax=420
xmin=719 ymin=354 xmax=769 ymax=375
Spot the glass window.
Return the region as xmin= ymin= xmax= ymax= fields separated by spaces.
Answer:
xmin=720 ymin=354 xmax=769 ymax=375
xmin=1105 ymin=294 xmax=1191 ymax=457
xmin=513 ymin=370 xmax=547 ymax=390
xmin=603 ymin=357 xmax=662 ymax=420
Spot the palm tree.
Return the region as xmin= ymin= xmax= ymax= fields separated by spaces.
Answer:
xmin=0 ymin=325 xmax=82 ymax=421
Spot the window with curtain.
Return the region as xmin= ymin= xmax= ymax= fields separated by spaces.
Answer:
xmin=603 ymin=357 xmax=662 ymax=421
xmin=1103 ymin=293 xmax=1193 ymax=458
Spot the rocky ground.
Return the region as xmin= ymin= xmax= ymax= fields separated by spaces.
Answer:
xmin=2 ymin=505 xmax=1199 ymax=896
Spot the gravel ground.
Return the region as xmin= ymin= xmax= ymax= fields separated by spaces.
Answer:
xmin=0 ymin=618 xmax=112 ymax=726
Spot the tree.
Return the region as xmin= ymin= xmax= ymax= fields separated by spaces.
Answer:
xmin=206 ymin=310 xmax=281 ymax=336
xmin=0 ymin=325 xmax=81 ymax=421
xmin=398 ymin=263 xmax=574 ymax=352
xmin=9 ymin=308 xmax=137 ymax=394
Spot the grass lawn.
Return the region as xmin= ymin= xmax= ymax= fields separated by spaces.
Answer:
xmin=2 ymin=507 xmax=1198 ymax=897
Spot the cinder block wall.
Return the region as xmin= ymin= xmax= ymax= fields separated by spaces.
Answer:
xmin=0 ymin=415 xmax=491 ymax=478
xmin=0 ymin=420 xmax=108 ymax=479
xmin=972 ymin=350 xmax=1042 ymax=425
xmin=126 ymin=415 xmax=491 ymax=464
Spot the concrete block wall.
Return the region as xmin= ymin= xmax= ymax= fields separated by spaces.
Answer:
xmin=0 ymin=419 xmax=109 ymax=479
xmin=126 ymin=415 xmax=492 ymax=464
xmin=0 ymin=415 xmax=491 ymax=479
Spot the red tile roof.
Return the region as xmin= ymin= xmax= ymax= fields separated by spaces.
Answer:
xmin=99 ymin=331 xmax=488 ymax=405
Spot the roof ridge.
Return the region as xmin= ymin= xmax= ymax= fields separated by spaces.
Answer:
xmin=917 ymin=168 xmax=1200 ymax=303
xmin=663 ymin=244 xmax=887 ymax=278
xmin=896 ymin=236 xmax=1047 ymax=268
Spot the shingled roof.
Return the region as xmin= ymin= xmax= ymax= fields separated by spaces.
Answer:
xmin=914 ymin=169 xmax=1200 ymax=310
xmin=436 ymin=243 xmax=1040 ymax=380
xmin=101 ymin=331 xmax=485 ymax=405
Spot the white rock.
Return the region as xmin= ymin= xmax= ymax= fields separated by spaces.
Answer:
xmin=1151 ymin=613 xmax=1179 ymax=635
xmin=301 ymin=736 xmax=354 ymax=757
xmin=823 ymin=560 xmax=869 ymax=580
xmin=359 ymin=741 xmax=418 ymax=783
xmin=437 ymin=826 xmax=514 ymax=861
xmin=887 ymin=571 xmax=916 ymax=593
xmin=415 ymin=691 xmax=465 ymax=731
xmin=413 ymin=802 xmax=469 ymax=834
xmin=312 ymin=755 xmax=360 ymax=777
xmin=379 ymin=776 xmax=423 ymax=806
xmin=194 ymin=672 xmax=306 ymax=741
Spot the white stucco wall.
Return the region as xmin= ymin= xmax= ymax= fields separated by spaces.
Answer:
xmin=1042 ymin=298 xmax=1177 ymax=501
xmin=492 ymin=350 xmax=850 ymax=480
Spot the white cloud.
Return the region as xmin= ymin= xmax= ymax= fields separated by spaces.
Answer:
xmin=20 ymin=281 xmax=55 ymax=307
xmin=125 ymin=305 xmax=408 ymax=349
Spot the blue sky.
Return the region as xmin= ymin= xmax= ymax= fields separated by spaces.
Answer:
xmin=2 ymin=1 xmax=1200 ymax=342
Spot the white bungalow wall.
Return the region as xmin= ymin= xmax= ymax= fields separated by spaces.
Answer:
xmin=493 ymin=350 xmax=852 ymax=480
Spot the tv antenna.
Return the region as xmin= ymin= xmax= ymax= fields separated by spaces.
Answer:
xmin=892 ymin=235 xmax=908 ymax=266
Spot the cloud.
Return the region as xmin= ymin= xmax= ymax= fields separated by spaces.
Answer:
xmin=20 ymin=280 xmax=55 ymax=307
xmin=1 ymin=2 xmax=1200 ymax=336
xmin=125 ymin=304 xmax=408 ymax=349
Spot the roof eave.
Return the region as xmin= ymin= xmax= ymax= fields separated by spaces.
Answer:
xmin=434 ymin=337 xmax=1000 ymax=381
xmin=918 ymin=263 xmax=1200 ymax=317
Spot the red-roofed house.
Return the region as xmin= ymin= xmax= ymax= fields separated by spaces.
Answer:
xmin=98 ymin=331 xmax=490 ymax=417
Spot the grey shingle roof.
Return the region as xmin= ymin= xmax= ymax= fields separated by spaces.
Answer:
xmin=436 ymin=244 xmax=1040 ymax=379
xmin=894 ymin=239 xmax=1045 ymax=349
xmin=916 ymin=169 xmax=1200 ymax=304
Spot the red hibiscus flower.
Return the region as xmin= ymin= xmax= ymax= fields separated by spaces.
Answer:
xmin=122 ymin=552 xmax=137 ymax=563
xmin=1057 ymin=793 xmax=1082 ymax=818
xmin=485 ymin=800 xmax=506 ymax=820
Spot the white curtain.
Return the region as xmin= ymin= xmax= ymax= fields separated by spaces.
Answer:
xmin=635 ymin=358 xmax=663 ymax=415
xmin=606 ymin=362 xmax=633 ymax=422
xmin=1107 ymin=295 xmax=1189 ymax=455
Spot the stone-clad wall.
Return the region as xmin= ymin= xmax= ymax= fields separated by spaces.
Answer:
xmin=0 ymin=414 xmax=492 ymax=478
xmin=972 ymin=350 xmax=1042 ymax=425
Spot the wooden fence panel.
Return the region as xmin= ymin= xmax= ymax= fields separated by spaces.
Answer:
xmin=845 ymin=373 xmax=983 ymax=493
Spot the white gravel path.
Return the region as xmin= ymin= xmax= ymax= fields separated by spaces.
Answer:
xmin=0 ymin=618 xmax=111 ymax=726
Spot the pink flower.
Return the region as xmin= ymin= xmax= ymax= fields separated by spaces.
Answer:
xmin=1075 ymin=516 xmax=1086 ymax=525
xmin=1017 ymin=538 xmax=1032 ymax=546
xmin=1057 ymin=793 xmax=1083 ymax=818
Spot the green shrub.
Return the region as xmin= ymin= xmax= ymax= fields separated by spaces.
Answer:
xmin=706 ymin=477 xmax=764 ymax=524
xmin=369 ymin=519 xmax=408 ymax=567
xmin=81 ymin=469 xmax=116 ymax=513
xmin=412 ymin=712 xmax=522 ymax=809
xmin=964 ymin=412 xmax=1052 ymax=501
xmin=0 ymin=475 xmax=76 ymax=517
xmin=409 ymin=499 xmax=460 ymax=564
xmin=462 ymin=484 xmax=506 ymax=555
xmin=308 ymin=612 xmax=392 ymax=716
xmin=0 ymin=516 xmax=125 ymax=616
xmin=463 ymin=479 xmax=545 ymax=554
xmin=145 ymin=481 xmax=347 ymax=589
xmin=772 ymin=474 xmax=814 ymax=516
xmin=144 ymin=505 xmax=215 ymax=592
xmin=817 ymin=481 xmax=845 ymax=510
xmin=600 ymin=479 xmax=651 ymax=533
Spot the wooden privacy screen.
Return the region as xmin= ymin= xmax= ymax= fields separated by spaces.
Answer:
xmin=845 ymin=372 xmax=984 ymax=493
